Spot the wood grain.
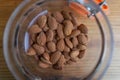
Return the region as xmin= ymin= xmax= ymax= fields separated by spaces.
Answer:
xmin=0 ymin=0 xmax=120 ymax=80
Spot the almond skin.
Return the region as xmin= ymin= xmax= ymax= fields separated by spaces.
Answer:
xmin=47 ymin=41 xmax=56 ymax=52
xmin=63 ymin=20 xmax=73 ymax=36
xmin=46 ymin=30 xmax=54 ymax=42
xmin=63 ymin=52 xmax=70 ymax=61
xmin=50 ymin=51 xmax=62 ymax=64
xmin=38 ymin=15 xmax=47 ymax=28
xmin=65 ymin=38 xmax=73 ymax=49
xmin=57 ymin=24 xmax=64 ymax=39
xmin=52 ymin=11 xmax=64 ymax=23
xmin=27 ymin=47 xmax=36 ymax=56
xmin=28 ymin=24 xmax=42 ymax=34
xmin=33 ymin=44 xmax=45 ymax=55
xmin=78 ymin=24 xmax=88 ymax=34
xmin=48 ymin=16 xmax=58 ymax=30
xmin=37 ymin=32 xmax=46 ymax=46
xmin=57 ymin=39 xmax=65 ymax=52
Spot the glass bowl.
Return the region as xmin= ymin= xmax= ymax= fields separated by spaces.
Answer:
xmin=3 ymin=0 xmax=114 ymax=80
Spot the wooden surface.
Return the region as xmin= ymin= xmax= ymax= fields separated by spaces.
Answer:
xmin=0 ymin=0 xmax=120 ymax=80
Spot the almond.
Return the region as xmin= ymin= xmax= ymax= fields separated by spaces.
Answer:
xmin=40 ymin=57 xmax=52 ymax=64
xmin=39 ymin=61 xmax=50 ymax=68
xmin=57 ymin=39 xmax=65 ymax=52
xmin=70 ymin=50 xmax=79 ymax=58
xmin=38 ymin=15 xmax=47 ymax=28
xmin=62 ymin=11 xmax=72 ymax=20
xmin=63 ymin=52 xmax=70 ymax=61
xmin=57 ymin=24 xmax=64 ymax=39
xmin=42 ymin=52 xmax=50 ymax=61
xmin=30 ymin=34 xmax=37 ymax=42
xmin=46 ymin=30 xmax=54 ymax=42
xmin=48 ymin=16 xmax=58 ymax=30
xmin=28 ymin=24 xmax=42 ymax=34
xmin=63 ymin=45 xmax=70 ymax=52
xmin=53 ymin=54 xmax=65 ymax=70
xmin=37 ymin=32 xmax=46 ymax=46
xmin=65 ymin=38 xmax=73 ymax=49
xmin=27 ymin=47 xmax=36 ymax=56
xmin=52 ymin=11 xmax=64 ymax=23
xmin=47 ymin=41 xmax=56 ymax=52
xmin=33 ymin=44 xmax=45 ymax=55
xmin=63 ymin=20 xmax=73 ymax=36
xmin=78 ymin=50 xmax=86 ymax=59
xmin=77 ymin=33 xmax=88 ymax=45
xmin=78 ymin=24 xmax=88 ymax=34
xmin=50 ymin=51 xmax=62 ymax=64
xmin=70 ymin=29 xmax=81 ymax=38
xmin=29 ymin=38 xmax=33 ymax=45
xmin=70 ymin=12 xmax=79 ymax=26
xmin=77 ymin=44 xmax=87 ymax=50
xmin=43 ymin=24 xmax=49 ymax=32
xmin=72 ymin=37 xmax=78 ymax=48
xmin=66 ymin=60 xmax=74 ymax=65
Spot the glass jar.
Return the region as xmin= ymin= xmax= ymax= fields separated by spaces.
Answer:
xmin=3 ymin=0 xmax=114 ymax=80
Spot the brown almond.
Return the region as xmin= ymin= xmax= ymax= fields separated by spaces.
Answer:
xmin=72 ymin=37 xmax=79 ymax=48
xmin=43 ymin=24 xmax=49 ymax=32
xmin=47 ymin=41 xmax=56 ymax=52
xmin=27 ymin=47 xmax=36 ymax=56
xmin=78 ymin=50 xmax=86 ymax=59
xmin=40 ymin=57 xmax=52 ymax=64
xmin=46 ymin=30 xmax=54 ymax=42
xmin=30 ymin=34 xmax=37 ymax=42
xmin=77 ymin=33 xmax=88 ymax=45
xmin=57 ymin=24 xmax=64 ymax=39
xmin=63 ymin=20 xmax=73 ymax=36
xmin=63 ymin=52 xmax=70 ymax=61
xmin=50 ymin=51 xmax=62 ymax=64
xmin=66 ymin=60 xmax=74 ymax=65
xmin=48 ymin=16 xmax=58 ymax=30
xmin=70 ymin=29 xmax=81 ymax=38
xmin=70 ymin=50 xmax=79 ymax=58
xmin=52 ymin=11 xmax=64 ymax=23
xmin=29 ymin=38 xmax=33 ymax=45
xmin=37 ymin=32 xmax=46 ymax=46
xmin=39 ymin=61 xmax=50 ymax=68
xmin=62 ymin=11 xmax=72 ymax=20
xmin=53 ymin=55 xmax=65 ymax=70
xmin=70 ymin=12 xmax=79 ymax=26
xmin=28 ymin=24 xmax=42 ymax=34
xmin=38 ymin=15 xmax=47 ymax=28
xmin=42 ymin=52 xmax=50 ymax=61
xmin=78 ymin=24 xmax=88 ymax=34
xmin=63 ymin=45 xmax=70 ymax=52
xmin=57 ymin=39 xmax=65 ymax=52
xmin=33 ymin=44 xmax=45 ymax=55
xmin=65 ymin=38 xmax=73 ymax=49
xmin=77 ymin=44 xmax=87 ymax=50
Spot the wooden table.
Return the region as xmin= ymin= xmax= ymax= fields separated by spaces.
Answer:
xmin=0 ymin=0 xmax=120 ymax=80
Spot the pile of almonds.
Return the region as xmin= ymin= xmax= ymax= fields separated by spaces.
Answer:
xmin=27 ymin=10 xmax=88 ymax=70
